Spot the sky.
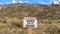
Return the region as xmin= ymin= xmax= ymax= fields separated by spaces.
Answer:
xmin=0 ymin=0 xmax=59 ymax=4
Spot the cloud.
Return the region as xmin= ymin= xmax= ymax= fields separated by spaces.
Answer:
xmin=19 ymin=1 xmax=24 ymax=3
xmin=50 ymin=0 xmax=60 ymax=4
xmin=19 ymin=1 xmax=29 ymax=3
xmin=0 ymin=0 xmax=51 ymax=4
xmin=40 ymin=1 xmax=47 ymax=4
xmin=51 ymin=0 xmax=60 ymax=1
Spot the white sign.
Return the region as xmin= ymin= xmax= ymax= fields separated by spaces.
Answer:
xmin=23 ymin=17 xmax=37 ymax=27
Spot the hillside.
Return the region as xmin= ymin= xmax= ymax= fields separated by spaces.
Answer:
xmin=0 ymin=3 xmax=60 ymax=34
xmin=0 ymin=3 xmax=60 ymax=19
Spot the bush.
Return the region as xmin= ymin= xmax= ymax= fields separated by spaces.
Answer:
xmin=44 ymin=25 xmax=58 ymax=34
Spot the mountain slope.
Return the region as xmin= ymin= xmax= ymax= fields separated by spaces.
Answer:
xmin=0 ymin=3 xmax=60 ymax=19
xmin=0 ymin=3 xmax=60 ymax=34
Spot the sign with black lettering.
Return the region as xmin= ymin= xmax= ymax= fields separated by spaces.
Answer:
xmin=23 ymin=17 xmax=37 ymax=27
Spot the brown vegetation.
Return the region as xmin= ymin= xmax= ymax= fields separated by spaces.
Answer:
xmin=0 ymin=3 xmax=60 ymax=34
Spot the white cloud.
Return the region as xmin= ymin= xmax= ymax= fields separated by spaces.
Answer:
xmin=40 ymin=2 xmax=47 ymax=4
xmin=19 ymin=1 xmax=24 ymax=3
xmin=51 ymin=0 xmax=57 ymax=1
xmin=50 ymin=0 xmax=60 ymax=4
xmin=53 ymin=1 xmax=58 ymax=4
xmin=19 ymin=1 xmax=29 ymax=3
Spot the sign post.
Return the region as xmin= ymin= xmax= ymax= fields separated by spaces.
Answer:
xmin=27 ymin=27 xmax=32 ymax=34
xmin=23 ymin=17 xmax=37 ymax=34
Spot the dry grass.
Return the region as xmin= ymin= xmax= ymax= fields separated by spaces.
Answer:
xmin=0 ymin=3 xmax=60 ymax=34
xmin=0 ymin=17 xmax=60 ymax=34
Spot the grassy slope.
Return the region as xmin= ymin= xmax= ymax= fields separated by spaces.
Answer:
xmin=0 ymin=3 xmax=60 ymax=34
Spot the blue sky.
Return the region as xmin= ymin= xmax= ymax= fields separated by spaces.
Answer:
xmin=0 ymin=0 xmax=57 ymax=4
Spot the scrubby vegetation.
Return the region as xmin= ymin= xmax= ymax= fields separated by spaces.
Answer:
xmin=0 ymin=3 xmax=60 ymax=34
